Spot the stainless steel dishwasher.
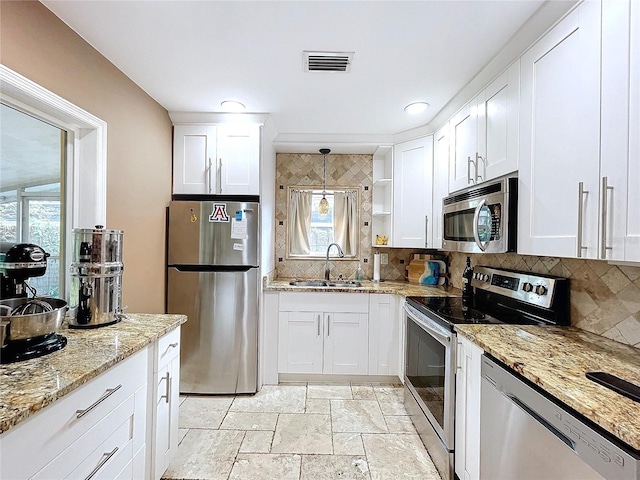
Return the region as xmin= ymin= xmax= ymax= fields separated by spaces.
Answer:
xmin=480 ymin=355 xmax=639 ymax=480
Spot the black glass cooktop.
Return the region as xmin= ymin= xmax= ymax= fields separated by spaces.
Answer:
xmin=405 ymin=295 xmax=552 ymax=329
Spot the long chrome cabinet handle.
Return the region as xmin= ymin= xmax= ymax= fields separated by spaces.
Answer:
xmin=85 ymin=447 xmax=119 ymax=480
xmin=577 ymin=182 xmax=588 ymax=257
xmin=327 ymin=315 xmax=330 ymax=337
xmin=600 ymin=176 xmax=613 ymax=259
xmin=425 ymin=215 xmax=429 ymax=248
xmin=218 ymin=157 xmax=223 ymax=194
xmin=467 ymin=156 xmax=474 ymax=184
xmin=160 ymin=372 xmax=171 ymax=404
xmin=207 ymin=158 xmax=212 ymax=194
xmin=317 ymin=314 xmax=321 ymax=337
xmin=476 ymin=153 xmax=485 ymax=183
xmin=76 ymin=384 xmax=122 ymax=419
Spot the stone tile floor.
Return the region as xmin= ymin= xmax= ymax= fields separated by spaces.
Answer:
xmin=162 ymin=383 xmax=442 ymax=480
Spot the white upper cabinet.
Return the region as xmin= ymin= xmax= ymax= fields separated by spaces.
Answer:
xmin=173 ymin=124 xmax=260 ymax=195
xmin=432 ymin=124 xmax=450 ymax=250
xmin=216 ymin=125 xmax=261 ymax=195
xmin=173 ymin=125 xmax=216 ymax=194
xmin=449 ymin=62 xmax=519 ymax=193
xmin=393 ymin=136 xmax=434 ymax=248
xmin=601 ymin=0 xmax=640 ymax=262
xmin=449 ymin=100 xmax=478 ymax=193
xmin=518 ymin=1 xmax=601 ymax=258
xmin=477 ymin=61 xmax=520 ymax=183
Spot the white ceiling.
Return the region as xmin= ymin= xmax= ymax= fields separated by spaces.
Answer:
xmin=41 ymin=0 xmax=548 ymax=152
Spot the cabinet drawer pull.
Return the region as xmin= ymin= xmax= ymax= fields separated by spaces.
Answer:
xmin=467 ymin=156 xmax=473 ymax=183
xmin=327 ymin=315 xmax=330 ymax=337
xmin=577 ymin=182 xmax=589 ymax=257
xmin=317 ymin=314 xmax=321 ymax=337
xmin=476 ymin=153 xmax=485 ymax=182
xmin=207 ymin=158 xmax=213 ymax=194
xmin=85 ymin=446 xmax=119 ymax=480
xmin=76 ymin=384 xmax=122 ymax=419
xmin=160 ymin=372 xmax=171 ymax=404
xmin=169 ymin=342 xmax=179 ymax=348
xmin=218 ymin=157 xmax=223 ymax=194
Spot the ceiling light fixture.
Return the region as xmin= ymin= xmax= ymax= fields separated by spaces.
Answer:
xmin=220 ymin=100 xmax=246 ymax=112
xmin=318 ymin=148 xmax=331 ymax=215
xmin=404 ymin=102 xmax=430 ymax=115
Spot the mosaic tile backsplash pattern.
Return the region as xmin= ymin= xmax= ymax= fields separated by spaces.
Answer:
xmin=448 ymin=252 xmax=640 ymax=348
xmin=274 ymin=153 xmax=427 ymax=281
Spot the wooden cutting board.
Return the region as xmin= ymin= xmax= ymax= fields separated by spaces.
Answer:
xmin=407 ymin=260 xmax=427 ymax=283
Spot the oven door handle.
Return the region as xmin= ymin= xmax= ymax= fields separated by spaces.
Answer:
xmin=473 ymin=198 xmax=489 ymax=252
xmin=404 ymin=304 xmax=451 ymax=344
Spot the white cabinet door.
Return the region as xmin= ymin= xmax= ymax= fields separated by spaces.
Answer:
xmin=278 ymin=311 xmax=323 ymax=374
xmin=477 ymin=61 xmax=520 ymax=183
xmin=432 ymin=124 xmax=449 ymax=250
xmin=368 ymin=294 xmax=397 ymax=376
xmin=601 ymin=0 xmax=640 ymax=262
xmin=323 ymin=312 xmax=368 ymax=375
xmin=518 ymin=1 xmax=601 ymax=258
xmin=173 ymin=125 xmax=216 ymax=194
xmin=217 ymin=125 xmax=260 ymax=195
xmin=454 ymin=335 xmax=483 ymax=480
xmin=393 ymin=136 xmax=434 ymax=248
xmin=449 ymin=101 xmax=478 ymax=193
xmin=153 ymin=356 xmax=179 ymax=479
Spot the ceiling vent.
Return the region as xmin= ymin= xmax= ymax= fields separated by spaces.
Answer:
xmin=303 ymin=51 xmax=354 ymax=73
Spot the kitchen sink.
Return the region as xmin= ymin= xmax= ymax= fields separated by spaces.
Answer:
xmin=328 ymin=281 xmax=362 ymax=288
xmin=288 ymin=280 xmax=362 ymax=288
xmin=288 ymin=280 xmax=329 ymax=287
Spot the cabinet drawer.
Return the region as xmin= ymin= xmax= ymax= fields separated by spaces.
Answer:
xmin=0 ymin=348 xmax=147 ymax=479
xmin=33 ymin=393 xmax=135 ymax=479
xmin=156 ymin=327 xmax=181 ymax=370
xmin=279 ymin=292 xmax=369 ymax=313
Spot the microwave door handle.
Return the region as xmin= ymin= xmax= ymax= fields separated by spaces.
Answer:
xmin=473 ymin=198 xmax=488 ymax=251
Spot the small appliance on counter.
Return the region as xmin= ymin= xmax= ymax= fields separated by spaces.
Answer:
xmin=68 ymin=225 xmax=125 ymax=328
xmin=0 ymin=242 xmax=68 ymax=363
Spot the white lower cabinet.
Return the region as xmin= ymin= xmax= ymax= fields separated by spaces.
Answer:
xmin=278 ymin=293 xmax=369 ymax=375
xmin=0 ymin=348 xmax=148 ymax=480
xmin=368 ymin=294 xmax=400 ymax=376
xmin=151 ymin=328 xmax=181 ymax=480
xmin=0 ymin=326 xmax=182 ymax=480
xmin=455 ymin=335 xmax=483 ymax=480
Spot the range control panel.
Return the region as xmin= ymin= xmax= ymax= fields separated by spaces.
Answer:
xmin=471 ymin=266 xmax=565 ymax=309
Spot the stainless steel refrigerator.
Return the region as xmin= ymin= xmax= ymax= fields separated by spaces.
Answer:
xmin=166 ymin=199 xmax=259 ymax=394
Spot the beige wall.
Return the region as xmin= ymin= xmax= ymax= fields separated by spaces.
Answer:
xmin=1 ymin=1 xmax=172 ymax=313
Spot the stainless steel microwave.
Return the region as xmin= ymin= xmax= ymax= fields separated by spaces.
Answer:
xmin=441 ymin=176 xmax=517 ymax=253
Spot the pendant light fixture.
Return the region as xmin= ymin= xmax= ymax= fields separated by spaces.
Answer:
xmin=318 ymin=148 xmax=330 ymax=215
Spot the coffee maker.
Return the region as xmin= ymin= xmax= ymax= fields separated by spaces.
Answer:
xmin=0 ymin=242 xmax=68 ymax=363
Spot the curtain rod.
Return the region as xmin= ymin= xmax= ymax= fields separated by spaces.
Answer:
xmin=290 ymin=189 xmax=357 ymax=195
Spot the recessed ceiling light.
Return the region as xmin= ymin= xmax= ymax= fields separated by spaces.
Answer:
xmin=404 ymin=102 xmax=430 ymax=115
xmin=220 ymin=100 xmax=246 ymax=112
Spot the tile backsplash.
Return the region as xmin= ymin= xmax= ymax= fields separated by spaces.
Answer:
xmin=275 ymin=152 xmax=431 ymax=281
xmin=448 ymin=252 xmax=640 ymax=348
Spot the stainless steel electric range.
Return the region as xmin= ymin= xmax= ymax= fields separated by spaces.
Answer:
xmin=403 ymin=265 xmax=570 ymax=480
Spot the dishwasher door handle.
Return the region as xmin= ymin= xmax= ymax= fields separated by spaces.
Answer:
xmin=506 ymin=393 xmax=575 ymax=450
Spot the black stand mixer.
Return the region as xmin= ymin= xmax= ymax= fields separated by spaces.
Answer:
xmin=0 ymin=242 xmax=68 ymax=363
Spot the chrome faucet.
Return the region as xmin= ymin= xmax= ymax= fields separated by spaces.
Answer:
xmin=325 ymin=243 xmax=345 ymax=280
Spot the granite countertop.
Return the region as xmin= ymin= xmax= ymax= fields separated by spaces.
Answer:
xmin=266 ymin=278 xmax=461 ymax=298
xmin=0 ymin=313 xmax=187 ymax=435
xmin=456 ymin=324 xmax=640 ymax=451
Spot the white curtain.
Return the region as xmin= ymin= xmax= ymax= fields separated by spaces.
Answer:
xmin=334 ymin=190 xmax=358 ymax=256
xmin=289 ymin=190 xmax=312 ymax=255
